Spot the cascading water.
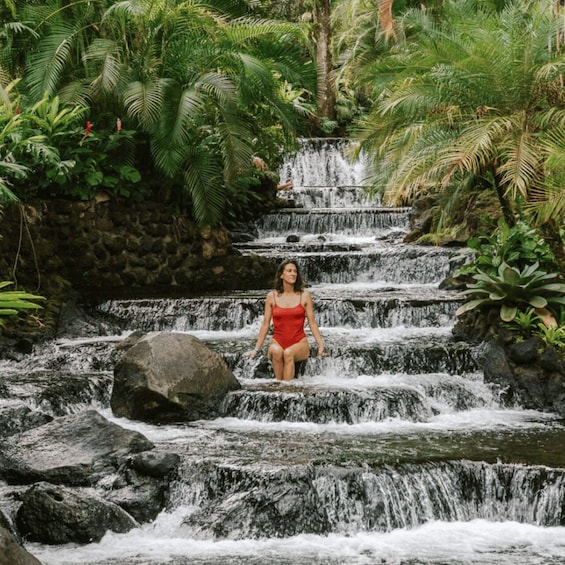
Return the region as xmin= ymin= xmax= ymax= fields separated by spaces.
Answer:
xmin=4 ymin=138 xmax=565 ymax=565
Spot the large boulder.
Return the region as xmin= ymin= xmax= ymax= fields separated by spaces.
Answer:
xmin=0 ymin=526 xmax=42 ymax=565
xmin=0 ymin=410 xmax=154 ymax=485
xmin=16 ymin=482 xmax=137 ymax=544
xmin=111 ymin=331 xmax=241 ymax=423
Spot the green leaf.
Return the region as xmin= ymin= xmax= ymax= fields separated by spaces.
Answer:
xmin=529 ymin=296 xmax=548 ymax=308
xmin=500 ymin=304 xmax=518 ymax=322
xmin=456 ymin=298 xmax=487 ymax=316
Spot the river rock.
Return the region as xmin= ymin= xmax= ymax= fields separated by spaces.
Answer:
xmin=15 ymin=482 xmax=137 ymax=544
xmin=0 ymin=400 xmax=53 ymax=437
xmin=0 ymin=526 xmax=42 ymax=565
xmin=0 ymin=371 xmax=113 ymax=417
xmin=0 ymin=410 xmax=154 ymax=485
xmin=104 ymin=451 xmax=181 ymax=523
xmin=111 ymin=331 xmax=241 ymax=423
xmin=480 ymin=338 xmax=565 ymax=416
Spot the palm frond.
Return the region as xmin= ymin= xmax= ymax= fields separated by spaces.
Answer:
xmin=183 ymin=147 xmax=226 ymax=226
xmin=26 ymin=22 xmax=76 ymax=100
xmin=122 ymin=79 xmax=165 ymax=129
xmin=83 ymin=38 xmax=123 ymax=98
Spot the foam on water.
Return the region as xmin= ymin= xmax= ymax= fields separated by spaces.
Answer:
xmin=29 ymin=518 xmax=565 ymax=565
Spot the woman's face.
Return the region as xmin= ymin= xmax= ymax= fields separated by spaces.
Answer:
xmin=280 ymin=263 xmax=298 ymax=285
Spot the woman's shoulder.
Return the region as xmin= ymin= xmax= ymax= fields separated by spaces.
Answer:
xmin=301 ymin=289 xmax=312 ymax=301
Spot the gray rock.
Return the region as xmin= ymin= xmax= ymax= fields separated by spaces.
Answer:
xmin=111 ymin=331 xmax=241 ymax=423
xmin=0 ymin=526 xmax=42 ymax=565
xmin=0 ymin=400 xmax=53 ymax=438
xmin=0 ymin=410 xmax=153 ymax=485
xmin=16 ymin=482 xmax=137 ymax=544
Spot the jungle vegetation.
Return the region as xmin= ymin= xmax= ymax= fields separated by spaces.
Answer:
xmin=1 ymin=0 xmax=565 ymax=335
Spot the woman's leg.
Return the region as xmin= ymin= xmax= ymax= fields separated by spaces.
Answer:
xmin=282 ymin=339 xmax=310 ymax=381
xmin=268 ymin=342 xmax=285 ymax=380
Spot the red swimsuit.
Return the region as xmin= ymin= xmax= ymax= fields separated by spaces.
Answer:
xmin=272 ymin=295 xmax=306 ymax=349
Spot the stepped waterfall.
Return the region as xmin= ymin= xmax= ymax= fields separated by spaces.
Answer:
xmin=2 ymin=138 xmax=565 ymax=564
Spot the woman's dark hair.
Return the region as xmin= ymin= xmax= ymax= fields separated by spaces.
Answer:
xmin=274 ymin=259 xmax=306 ymax=293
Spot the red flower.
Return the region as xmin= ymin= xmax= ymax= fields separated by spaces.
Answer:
xmin=85 ymin=121 xmax=92 ymax=137
xmin=15 ymin=107 xmax=20 ymax=115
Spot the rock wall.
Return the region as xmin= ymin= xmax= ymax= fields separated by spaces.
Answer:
xmin=0 ymin=196 xmax=275 ymax=339
xmin=0 ymin=196 xmax=274 ymax=294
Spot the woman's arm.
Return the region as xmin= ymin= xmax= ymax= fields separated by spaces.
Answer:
xmin=248 ymin=291 xmax=274 ymax=356
xmin=303 ymin=291 xmax=325 ymax=356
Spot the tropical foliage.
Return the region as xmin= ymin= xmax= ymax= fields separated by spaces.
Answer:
xmin=0 ymin=281 xmax=44 ymax=324
xmin=455 ymin=219 xmax=557 ymax=278
xmin=0 ymin=85 xmax=143 ymax=202
xmin=454 ymin=218 xmax=565 ymax=331
xmin=455 ymin=260 xmax=565 ymax=323
xmin=1 ymin=0 xmax=317 ymax=224
xmin=350 ymin=0 xmax=565 ymax=268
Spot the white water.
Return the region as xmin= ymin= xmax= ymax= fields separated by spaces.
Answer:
xmin=29 ymin=518 xmax=565 ymax=565
xmin=11 ymin=139 xmax=565 ymax=564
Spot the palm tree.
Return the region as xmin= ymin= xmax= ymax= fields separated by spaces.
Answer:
xmin=352 ymin=0 xmax=565 ymax=268
xmin=7 ymin=0 xmax=317 ymax=225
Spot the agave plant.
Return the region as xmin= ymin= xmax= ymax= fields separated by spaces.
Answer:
xmin=0 ymin=281 xmax=44 ymax=324
xmin=456 ymin=261 xmax=565 ymax=323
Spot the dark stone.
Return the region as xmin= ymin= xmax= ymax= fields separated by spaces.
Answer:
xmin=104 ymin=476 xmax=167 ymax=523
xmin=13 ymin=339 xmax=33 ymax=355
xmin=126 ymin=238 xmax=141 ymax=252
xmin=0 ymin=410 xmax=154 ymax=485
xmin=111 ymin=331 xmax=241 ymax=423
xmin=131 ymin=452 xmax=180 ymax=479
xmin=0 ymin=401 xmax=53 ymax=437
xmin=184 ymin=465 xmax=329 ymax=539
xmin=546 ymin=373 xmax=565 ymax=416
xmin=0 ymin=370 xmax=113 ymax=417
xmin=144 ymin=256 xmax=161 ymax=271
xmin=479 ymin=337 xmax=565 ymax=417
xmin=16 ymin=482 xmax=137 ymax=544
xmin=104 ymin=235 xmax=127 ymax=253
xmin=540 ymin=347 xmax=565 ymax=373
xmin=507 ymin=337 xmax=544 ymax=365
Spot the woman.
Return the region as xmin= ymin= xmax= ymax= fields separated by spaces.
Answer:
xmin=247 ymin=259 xmax=325 ymax=381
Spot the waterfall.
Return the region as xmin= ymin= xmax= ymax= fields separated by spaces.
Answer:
xmin=8 ymin=138 xmax=565 ymax=565
xmin=171 ymin=460 xmax=565 ymax=540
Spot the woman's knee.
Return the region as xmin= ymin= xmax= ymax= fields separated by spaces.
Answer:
xmin=269 ymin=344 xmax=283 ymax=360
xmin=284 ymin=343 xmax=309 ymax=361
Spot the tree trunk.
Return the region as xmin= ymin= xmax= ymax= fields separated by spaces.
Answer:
xmin=492 ymin=171 xmax=515 ymax=227
xmin=378 ymin=0 xmax=397 ymax=41
xmin=313 ymin=0 xmax=336 ymax=121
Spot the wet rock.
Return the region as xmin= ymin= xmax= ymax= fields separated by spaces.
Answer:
xmin=101 ymin=451 xmax=182 ymax=522
xmin=507 ymin=337 xmax=544 ymax=365
xmin=0 ymin=410 xmax=154 ymax=485
xmin=184 ymin=465 xmax=329 ymax=539
xmin=0 ymin=526 xmax=42 ymax=565
xmin=111 ymin=331 xmax=241 ymax=423
xmin=16 ymin=482 xmax=137 ymax=544
xmin=104 ymin=473 xmax=169 ymax=523
xmin=0 ymin=401 xmax=53 ymax=438
xmin=480 ymin=339 xmax=565 ymax=416
xmin=0 ymin=371 xmax=113 ymax=417
xmin=131 ymin=451 xmax=181 ymax=479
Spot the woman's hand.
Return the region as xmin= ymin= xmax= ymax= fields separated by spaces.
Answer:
xmin=317 ymin=344 xmax=325 ymax=357
xmin=244 ymin=349 xmax=260 ymax=358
